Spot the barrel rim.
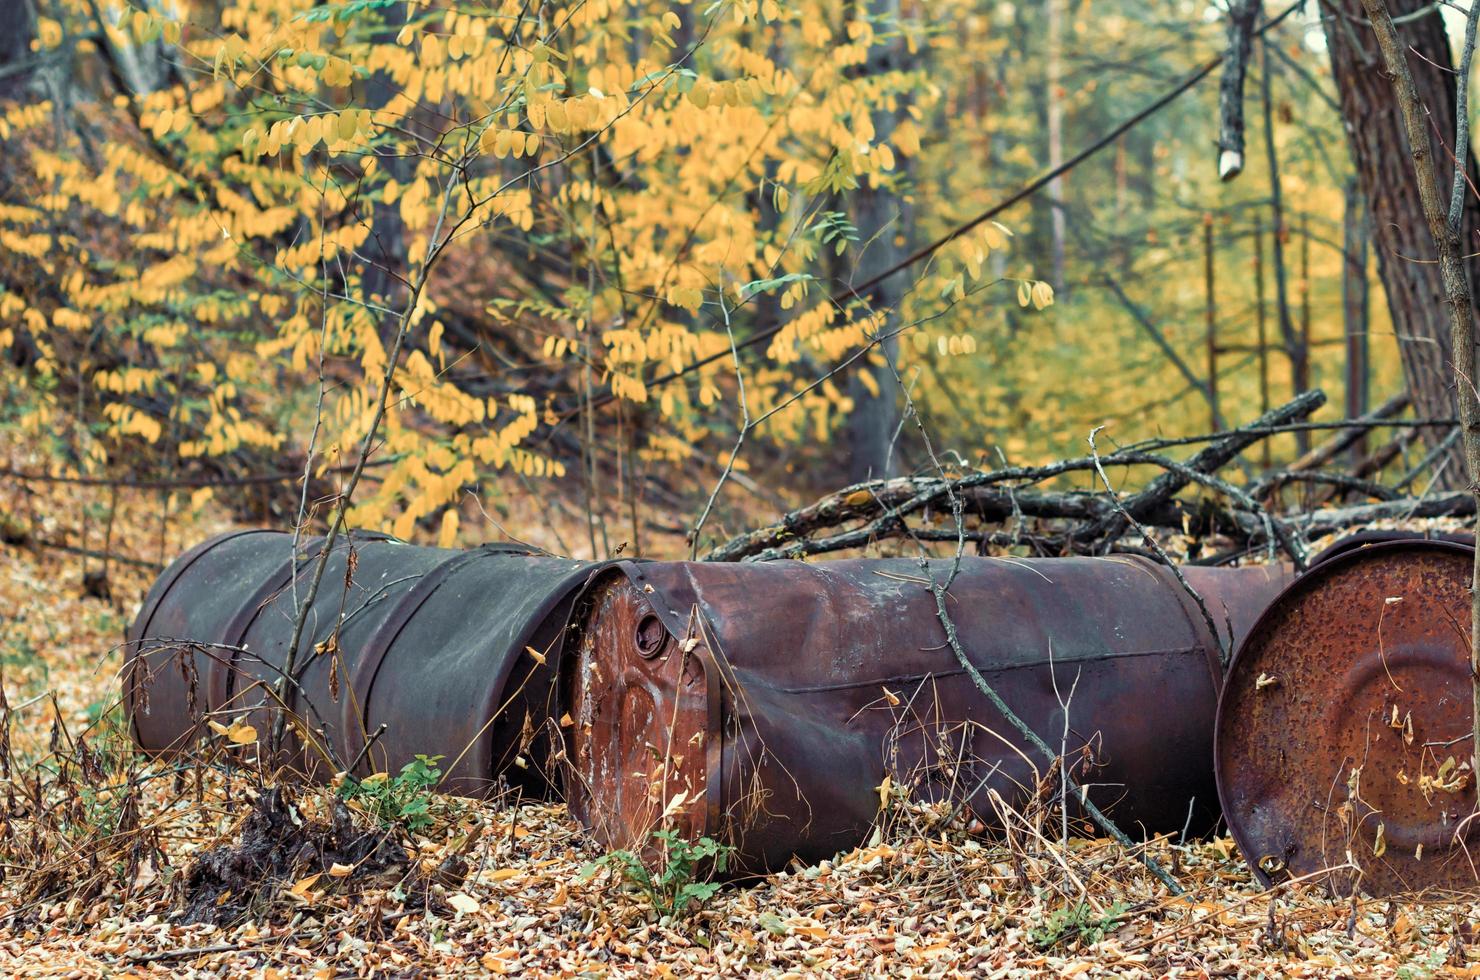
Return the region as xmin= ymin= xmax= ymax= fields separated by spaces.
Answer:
xmin=124 ymin=528 xmax=277 ymax=743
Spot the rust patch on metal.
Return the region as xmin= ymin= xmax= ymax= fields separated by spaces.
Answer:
xmin=1217 ymin=540 xmax=1479 ymax=895
xmin=568 ymin=556 xmax=1292 ymax=874
xmin=564 ymin=575 xmax=714 ymax=853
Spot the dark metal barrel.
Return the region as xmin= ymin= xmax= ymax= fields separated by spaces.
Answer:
xmin=1216 ymin=539 xmax=1479 ymax=895
xmin=564 ymin=555 xmax=1292 ymax=873
xmin=125 ymin=530 xmax=603 ymax=795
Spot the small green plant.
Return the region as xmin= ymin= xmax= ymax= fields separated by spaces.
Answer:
xmin=581 ymin=829 xmax=734 ymax=919
xmin=1030 ymin=901 xmax=1128 ymax=951
xmin=337 ymin=754 xmax=442 ymax=832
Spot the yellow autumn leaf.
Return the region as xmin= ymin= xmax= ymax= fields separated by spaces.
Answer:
xmin=437 ymin=509 xmax=459 ymax=548
xmin=289 ymin=873 xmax=321 ymax=899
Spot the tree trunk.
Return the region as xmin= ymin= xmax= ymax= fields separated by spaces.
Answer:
xmin=1260 ymin=39 xmax=1307 ymax=452
xmin=1323 ymin=0 xmax=1477 ymax=484
xmin=1343 ymin=180 xmax=1372 ymax=466
xmin=844 ymin=0 xmax=909 ymax=483
xmin=0 ymin=2 xmax=36 ymax=101
xmin=1205 ymin=216 xmax=1220 ymax=432
xmin=1045 ymin=0 xmax=1067 ymax=293
xmin=1254 ymin=210 xmax=1272 ymax=469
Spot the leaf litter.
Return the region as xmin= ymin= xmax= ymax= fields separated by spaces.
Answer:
xmin=3 ymin=472 xmax=1480 ymax=976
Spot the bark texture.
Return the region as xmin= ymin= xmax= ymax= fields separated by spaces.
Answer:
xmin=1323 ymin=0 xmax=1478 ymax=485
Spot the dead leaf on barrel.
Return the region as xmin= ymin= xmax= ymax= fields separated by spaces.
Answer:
xmin=661 ymin=790 xmax=689 ymax=820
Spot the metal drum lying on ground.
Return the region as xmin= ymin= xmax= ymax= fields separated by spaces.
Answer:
xmin=124 ymin=530 xmax=603 ymax=795
xmin=1216 ymin=539 xmax=1480 ymax=896
xmin=564 ymin=555 xmax=1292 ymax=874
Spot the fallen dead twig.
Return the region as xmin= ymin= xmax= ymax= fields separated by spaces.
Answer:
xmin=127 ymin=944 xmax=245 ymax=963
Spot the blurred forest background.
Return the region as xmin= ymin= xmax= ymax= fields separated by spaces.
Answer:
xmin=0 ymin=0 xmax=1463 ymax=560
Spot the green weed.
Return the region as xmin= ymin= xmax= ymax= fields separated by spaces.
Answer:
xmin=581 ymin=830 xmax=733 ymax=919
xmin=337 ymin=754 xmax=442 ymax=832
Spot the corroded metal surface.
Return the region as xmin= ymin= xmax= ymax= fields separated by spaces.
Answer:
xmin=1216 ymin=541 xmax=1478 ymax=895
xmin=1308 ymin=530 xmax=1473 ymax=568
xmin=565 ymin=556 xmax=1292 ymax=873
xmin=125 ymin=531 xmax=603 ymax=795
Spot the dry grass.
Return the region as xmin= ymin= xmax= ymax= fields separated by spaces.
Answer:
xmin=2 ymin=471 xmax=1478 ymax=977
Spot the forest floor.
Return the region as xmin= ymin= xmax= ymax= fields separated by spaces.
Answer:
xmin=2 ymin=471 xmax=1479 ymax=978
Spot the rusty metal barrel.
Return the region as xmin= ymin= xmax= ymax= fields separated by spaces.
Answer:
xmin=564 ymin=555 xmax=1292 ymax=873
xmin=124 ymin=530 xmax=603 ymax=795
xmin=1216 ymin=538 xmax=1479 ymax=895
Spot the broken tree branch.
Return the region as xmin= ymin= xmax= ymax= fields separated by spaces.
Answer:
xmin=1218 ymin=0 xmax=1264 ymax=180
xmin=1073 ymin=389 xmax=1325 ymax=547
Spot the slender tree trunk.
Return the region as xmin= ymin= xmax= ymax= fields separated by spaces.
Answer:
xmin=1205 ymin=215 xmax=1220 ymax=432
xmin=844 ymin=0 xmax=909 ymax=482
xmin=362 ymin=4 xmax=412 ymax=309
xmin=1343 ymin=181 xmax=1372 ymax=466
xmin=1254 ymin=211 xmax=1272 ymax=469
xmin=1260 ymin=39 xmax=1307 ymax=452
xmin=1299 ymin=211 xmax=1312 ymax=403
xmin=1114 ymin=136 xmax=1129 ymax=274
xmin=1045 ymin=0 xmax=1066 ymax=293
xmin=1324 ymin=0 xmax=1478 ymax=485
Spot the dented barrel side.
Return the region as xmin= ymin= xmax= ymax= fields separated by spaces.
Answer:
xmin=125 ymin=530 xmax=603 ymax=796
xmin=564 ymin=556 xmax=1292 ymax=873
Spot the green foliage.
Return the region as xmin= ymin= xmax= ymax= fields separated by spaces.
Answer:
xmin=581 ymin=829 xmax=734 ymax=919
xmin=740 ymin=272 xmax=817 ymax=301
xmin=810 ymin=211 xmax=860 ymax=254
xmin=1029 ymin=901 xmax=1128 ymax=951
xmin=337 ymin=754 xmax=442 ymax=832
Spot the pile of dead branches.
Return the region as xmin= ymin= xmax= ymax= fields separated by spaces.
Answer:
xmin=708 ymin=390 xmax=1467 ymax=567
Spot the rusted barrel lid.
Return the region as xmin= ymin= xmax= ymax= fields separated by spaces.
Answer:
xmin=1216 ymin=539 xmax=1479 ymax=895
xmin=1306 ymin=529 xmax=1474 ymax=569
